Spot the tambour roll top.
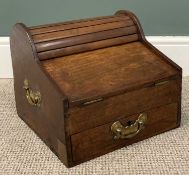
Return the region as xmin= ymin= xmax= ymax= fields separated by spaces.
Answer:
xmin=27 ymin=11 xmax=139 ymax=60
xmin=10 ymin=10 xmax=181 ymax=105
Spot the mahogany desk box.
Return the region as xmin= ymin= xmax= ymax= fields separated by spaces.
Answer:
xmin=10 ymin=10 xmax=182 ymax=167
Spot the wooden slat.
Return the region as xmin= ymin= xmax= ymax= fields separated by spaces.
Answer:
xmin=30 ymin=14 xmax=128 ymax=30
xmin=36 ymin=24 xmax=135 ymax=52
xmin=38 ymin=34 xmax=138 ymax=60
xmin=33 ymin=20 xmax=133 ymax=43
xmin=30 ymin=15 xmax=114 ymax=30
xmin=31 ymin=16 xmax=130 ymax=35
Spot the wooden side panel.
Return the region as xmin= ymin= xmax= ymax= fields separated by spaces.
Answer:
xmin=10 ymin=24 xmax=70 ymax=167
xmin=71 ymin=103 xmax=178 ymax=162
xmin=67 ymin=78 xmax=180 ymax=135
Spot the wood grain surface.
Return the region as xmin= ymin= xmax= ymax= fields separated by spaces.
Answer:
xmin=42 ymin=42 xmax=178 ymax=105
xmin=71 ymin=103 xmax=178 ymax=162
xmin=67 ymin=79 xmax=180 ymax=134
xmin=10 ymin=10 xmax=182 ymax=167
xmin=29 ymin=13 xmax=137 ymax=60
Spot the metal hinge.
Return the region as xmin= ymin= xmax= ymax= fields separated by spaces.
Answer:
xmin=155 ymin=80 xmax=169 ymax=86
xmin=83 ymin=98 xmax=103 ymax=106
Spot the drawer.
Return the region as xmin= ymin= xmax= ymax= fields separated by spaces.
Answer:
xmin=71 ymin=103 xmax=178 ymax=162
xmin=67 ymin=78 xmax=181 ymax=135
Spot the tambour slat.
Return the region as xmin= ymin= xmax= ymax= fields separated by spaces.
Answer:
xmin=30 ymin=15 xmax=114 ymax=30
xmin=29 ymin=13 xmax=139 ymax=60
xmin=33 ymin=20 xmax=133 ymax=43
xmin=31 ymin=16 xmax=130 ymax=35
xmin=36 ymin=24 xmax=135 ymax=52
xmin=38 ymin=34 xmax=138 ymax=60
xmin=30 ymin=13 xmax=128 ymax=30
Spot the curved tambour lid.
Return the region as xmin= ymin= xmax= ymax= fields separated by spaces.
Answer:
xmin=29 ymin=12 xmax=139 ymax=61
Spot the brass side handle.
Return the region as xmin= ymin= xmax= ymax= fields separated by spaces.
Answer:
xmin=23 ymin=79 xmax=41 ymax=107
xmin=111 ymin=113 xmax=147 ymax=139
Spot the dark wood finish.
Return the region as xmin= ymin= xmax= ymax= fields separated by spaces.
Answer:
xmin=38 ymin=34 xmax=138 ymax=60
xmin=10 ymin=10 xmax=182 ymax=168
xmin=42 ymin=42 xmax=178 ymax=104
xmin=36 ymin=24 xmax=135 ymax=52
xmin=31 ymin=16 xmax=131 ymax=36
xmin=67 ymin=78 xmax=180 ymax=134
xmin=71 ymin=103 xmax=178 ymax=162
xmin=10 ymin=23 xmax=72 ymax=166
xmin=31 ymin=13 xmax=138 ymax=60
xmin=33 ymin=21 xmax=133 ymax=43
xmin=29 ymin=14 xmax=129 ymax=30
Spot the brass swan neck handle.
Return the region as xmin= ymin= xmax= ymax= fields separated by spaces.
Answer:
xmin=23 ymin=79 xmax=41 ymax=107
xmin=111 ymin=113 xmax=147 ymax=139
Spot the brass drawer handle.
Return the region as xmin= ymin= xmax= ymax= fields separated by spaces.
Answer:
xmin=23 ymin=79 xmax=41 ymax=107
xmin=111 ymin=113 xmax=147 ymax=139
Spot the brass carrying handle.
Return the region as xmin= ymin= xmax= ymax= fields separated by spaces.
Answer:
xmin=111 ymin=113 xmax=147 ymax=139
xmin=23 ymin=79 xmax=41 ymax=107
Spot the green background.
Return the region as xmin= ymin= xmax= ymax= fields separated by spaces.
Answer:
xmin=0 ymin=0 xmax=188 ymax=36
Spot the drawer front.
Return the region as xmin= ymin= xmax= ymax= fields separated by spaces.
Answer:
xmin=68 ymin=78 xmax=181 ymax=135
xmin=71 ymin=103 xmax=178 ymax=162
